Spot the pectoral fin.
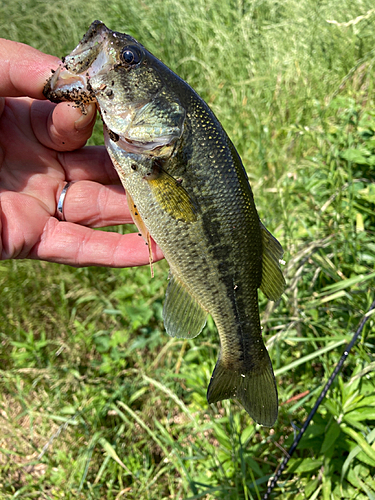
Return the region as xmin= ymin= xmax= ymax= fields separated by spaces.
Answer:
xmin=260 ymin=223 xmax=286 ymax=301
xmin=163 ymin=273 xmax=207 ymax=338
xmin=147 ymin=168 xmax=198 ymax=223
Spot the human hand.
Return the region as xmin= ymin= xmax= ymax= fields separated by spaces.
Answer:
xmin=0 ymin=39 xmax=163 ymax=267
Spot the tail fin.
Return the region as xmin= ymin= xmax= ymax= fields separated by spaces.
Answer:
xmin=207 ymin=351 xmax=278 ymax=426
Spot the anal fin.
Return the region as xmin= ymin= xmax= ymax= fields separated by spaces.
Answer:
xmin=163 ymin=273 xmax=207 ymax=338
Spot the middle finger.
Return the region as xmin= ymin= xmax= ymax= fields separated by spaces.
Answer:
xmin=58 ymin=145 xmax=121 ymax=185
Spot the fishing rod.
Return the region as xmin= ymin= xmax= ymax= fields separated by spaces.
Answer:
xmin=263 ymin=297 xmax=375 ymax=500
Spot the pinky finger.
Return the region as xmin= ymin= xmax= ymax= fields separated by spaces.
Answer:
xmin=30 ymin=218 xmax=163 ymax=268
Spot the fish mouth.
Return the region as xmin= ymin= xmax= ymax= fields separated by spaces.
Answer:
xmin=61 ymin=20 xmax=111 ymax=76
xmin=43 ymin=20 xmax=112 ymax=103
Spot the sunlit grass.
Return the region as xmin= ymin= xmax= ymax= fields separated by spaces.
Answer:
xmin=0 ymin=0 xmax=375 ymax=498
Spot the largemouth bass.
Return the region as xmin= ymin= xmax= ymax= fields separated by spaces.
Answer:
xmin=44 ymin=21 xmax=285 ymax=426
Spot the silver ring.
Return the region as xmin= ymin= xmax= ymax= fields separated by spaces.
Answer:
xmin=56 ymin=181 xmax=74 ymax=221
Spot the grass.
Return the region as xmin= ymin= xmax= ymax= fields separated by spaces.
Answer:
xmin=1 ymin=0 xmax=375 ymax=498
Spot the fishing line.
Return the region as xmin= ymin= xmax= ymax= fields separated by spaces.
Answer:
xmin=262 ymin=297 xmax=375 ymax=500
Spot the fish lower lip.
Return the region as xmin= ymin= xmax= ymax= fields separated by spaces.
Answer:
xmin=44 ymin=66 xmax=88 ymax=101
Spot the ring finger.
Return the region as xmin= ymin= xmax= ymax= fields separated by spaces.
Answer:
xmin=56 ymin=180 xmax=134 ymax=227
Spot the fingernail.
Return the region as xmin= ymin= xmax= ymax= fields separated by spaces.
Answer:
xmin=74 ymin=103 xmax=97 ymax=131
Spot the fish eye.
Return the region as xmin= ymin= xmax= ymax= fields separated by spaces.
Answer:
xmin=120 ymin=46 xmax=142 ymax=67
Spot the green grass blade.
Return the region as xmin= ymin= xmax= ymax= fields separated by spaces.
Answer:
xmin=340 ymin=425 xmax=375 ymax=463
xmin=274 ymin=339 xmax=347 ymax=376
xmin=341 ymin=428 xmax=375 ymax=480
xmin=98 ymin=437 xmax=135 ymax=477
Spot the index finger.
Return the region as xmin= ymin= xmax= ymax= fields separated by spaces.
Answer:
xmin=0 ymin=38 xmax=58 ymax=99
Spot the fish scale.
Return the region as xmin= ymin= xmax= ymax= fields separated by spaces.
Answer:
xmin=44 ymin=20 xmax=286 ymax=426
